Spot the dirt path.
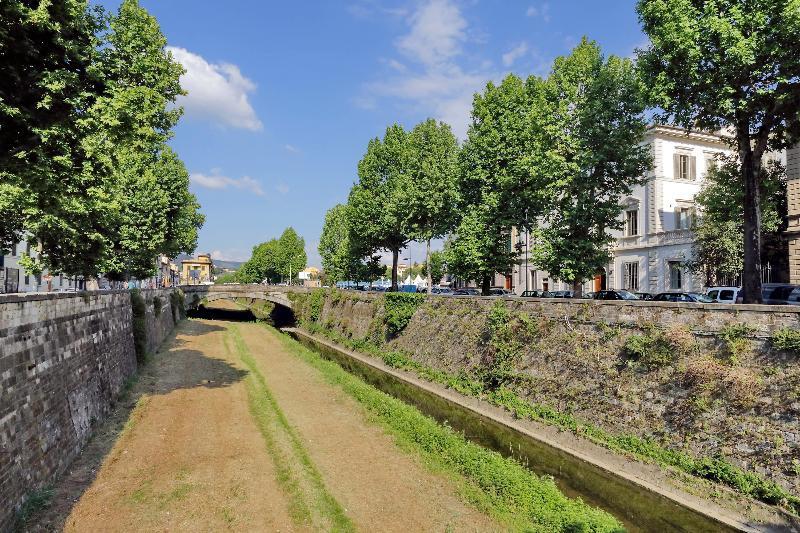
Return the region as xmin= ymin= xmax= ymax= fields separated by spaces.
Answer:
xmin=35 ymin=311 xmax=500 ymax=532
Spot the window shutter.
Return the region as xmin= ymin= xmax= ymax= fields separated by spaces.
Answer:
xmin=673 ymin=153 xmax=681 ymax=179
xmin=689 ymin=156 xmax=697 ymax=180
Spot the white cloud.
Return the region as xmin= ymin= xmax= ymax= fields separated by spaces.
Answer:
xmin=361 ymin=0 xmax=495 ymax=139
xmin=397 ymin=0 xmax=466 ymax=67
xmin=190 ymin=171 xmax=264 ymax=196
xmin=167 ymin=46 xmax=263 ymax=131
xmin=526 ymin=3 xmax=550 ymax=22
xmin=502 ymin=42 xmax=529 ymax=67
xmin=211 ymin=249 xmax=250 ymax=262
xmin=275 ymin=183 xmax=290 ymax=194
xmin=283 ymin=144 xmax=301 ymax=154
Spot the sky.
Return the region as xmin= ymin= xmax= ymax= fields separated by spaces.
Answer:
xmin=96 ymin=0 xmax=646 ymax=267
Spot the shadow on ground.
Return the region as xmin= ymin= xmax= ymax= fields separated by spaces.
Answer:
xmin=18 ymin=318 xmax=245 ymax=532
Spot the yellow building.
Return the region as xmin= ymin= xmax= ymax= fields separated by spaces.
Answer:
xmin=181 ymin=253 xmax=214 ymax=284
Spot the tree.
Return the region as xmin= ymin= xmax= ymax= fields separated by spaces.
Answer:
xmin=0 ymin=0 xmax=105 ymax=261
xmin=276 ymin=227 xmax=307 ymax=283
xmin=349 ymin=125 xmax=411 ymax=290
xmin=423 ymin=250 xmax=447 ymax=285
xmin=533 ymin=38 xmax=651 ymax=297
xmin=637 ymin=0 xmax=800 ymax=302
xmin=238 ymin=240 xmax=281 ymax=284
xmin=403 ymin=119 xmax=460 ymax=293
xmin=449 ymin=74 xmax=551 ymax=294
xmin=319 ymin=204 xmax=382 ymax=283
xmin=688 ymin=156 xmax=786 ymax=285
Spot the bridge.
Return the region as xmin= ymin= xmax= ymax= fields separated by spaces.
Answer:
xmin=181 ymin=283 xmax=301 ymax=310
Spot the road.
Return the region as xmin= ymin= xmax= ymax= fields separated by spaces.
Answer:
xmin=30 ymin=302 xmax=499 ymax=532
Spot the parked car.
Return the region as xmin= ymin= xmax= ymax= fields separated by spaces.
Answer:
xmin=582 ymin=292 xmax=596 ymax=299
xmin=761 ymin=283 xmax=799 ymax=305
xmin=431 ymin=287 xmax=453 ymax=295
xmin=594 ymin=290 xmax=640 ymax=301
xmin=550 ymin=290 xmax=574 ymax=298
xmin=705 ymin=286 xmax=740 ymax=304
xmin=634 ymin=292 xmax=653 ymax=300
xmin=785 ymin=287 xmax=800 ymax=306
xmin=452 ymin=288 xmax=480 ymax=296
xmin=520 ymin=290 xmax=554 ymax=298
xmin=652 ymin=292 xmax=714 ymax=303
xmin=489 ymin=287 xmax=512 ymax=297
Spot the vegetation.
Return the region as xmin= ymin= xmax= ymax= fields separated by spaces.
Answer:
xmin=13 ymin=487 xmax=54 ymax=531
xmin=288 ymin=290 xmax=800 ymax=515
xmin=402 ymin=119 xmax=460 ymax=293
xmin=237 ymin=227 xmax=307 ymax=284
xmin=348 ymin=125 xmax=412 ymax=290
xmin=687 ymin=157 xmax=786 ymax=286
xmin=271 ymin=326 xmax=623 ymax=532
xmin=637 ymin=0 xmax=800 ymax=302
xmin=1 ymin=0 xmax=203 ymax=279
xmin=318 ymin=204 xmax=382 ymax=284
xmin=718 ymin=324 xmax=755 ymax=365
xmin=383 ymin=293 xmax=424 ymax=337
xmin=533 ymin=39 xmax=651 ymax=296
xmin=772 ymin=328 xmax=800 ymax=355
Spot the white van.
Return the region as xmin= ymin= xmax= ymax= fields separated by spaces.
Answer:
xmin=705 ymin=286 xmax=740 ymax=304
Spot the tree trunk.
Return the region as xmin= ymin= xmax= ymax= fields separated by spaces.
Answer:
xmin=741 ymin=146 xmax=763 ymax=304
xmin=571 ymin=279 xmax=583 ymax=299
xmin=481 ymin=274 xmax=491 ymax=296
xmin=391 ymin=248 xmax=399 ymax=291
xmin=425 ymin=239 xmax=432 ymax=294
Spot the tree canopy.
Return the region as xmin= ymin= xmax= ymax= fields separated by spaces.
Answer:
xmin=637 ymin=0 xmax=800 ymax=302
xmin=0 ymin=0 xmax=203 ymax=280
xmin=533 ymin=38 xmax=651 ymax=295
xmin=237 ymin=227 xmax=308 ymax=284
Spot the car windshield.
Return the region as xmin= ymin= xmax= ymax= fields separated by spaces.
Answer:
xmin=617 ymin=290 xmax=639 ymax=300
xmin=689 ymin=292 xmax=714 ymax=303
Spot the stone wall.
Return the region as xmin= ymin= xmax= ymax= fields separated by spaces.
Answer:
xmin=290 ymin=290 xmax=800 ymax=501
xmin=0 ymin=288 xmax=181 ymax=531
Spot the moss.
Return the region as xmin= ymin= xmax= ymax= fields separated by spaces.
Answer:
xmin=719 ymin=324 xmax=756 ymax=364
xmin=622 ymin=325 xmax=696 ymax=369
xmin=152 ymin=295 xmax=163 ymax=317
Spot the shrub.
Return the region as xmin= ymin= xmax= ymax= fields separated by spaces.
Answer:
xmin=684 ymin=358 xmax=762 ymax=409
xmin=481 ymin=301 xmax=523 ymax=388
xmin=307 ymin=289 xmax=326 ymax=323
xmin=383 ymin=293 xmax=424 ymax=337
xmin=152 ymin=295 xmax=163 ymax=317
xmin=130 ymin=289 xmax=147 ymax=364
xmin=772 ymin=327 xmax=800 ymax=355
xmin=719 ymin=324 xmax=755 ymax=364
xmin=169 ymin=289 xmax=185 ymax=321
xmin=622 ymin=326 xmax=697 ymax=369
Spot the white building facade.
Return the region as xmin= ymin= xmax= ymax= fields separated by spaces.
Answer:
xmin=512 ymin=125 xmax=733 ymax=295
xmin=0 ymin=238 xmax=83 ymax=293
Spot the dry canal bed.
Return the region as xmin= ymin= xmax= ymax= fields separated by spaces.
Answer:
xmin=19 ymin=307 xmax=620 ymax=532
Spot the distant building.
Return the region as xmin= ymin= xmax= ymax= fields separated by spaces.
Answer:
xmin=0 ymin=238 xmax=83 ymax=293
xmin=299 ymin=266 xmax=321 ymax=287
xmin=181 ymin=253 xmax=214 ymax=285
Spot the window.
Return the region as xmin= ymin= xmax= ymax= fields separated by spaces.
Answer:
xmin=720 ymin=289 xmax=735 ymax=302
xmin=675 ymin=206 xmax=694 ymax=230
xmin=668 ymin=261 xmax=683 ymax=290
xmin=707 ymin=290 xmax=718 ymax=300
xmin=11 ymin=243 xmax=16 ymax=256
xmin=674 ymin=153 xmax=697 ymax=180
xmin=625 ymin=210 xmax=638 ymax=236
xmin=623 ymin=262 xmax=639 ymax=291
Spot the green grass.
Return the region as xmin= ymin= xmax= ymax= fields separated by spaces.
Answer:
xmin=13 ymin=488 xmax=53 ymax=531
xmin=268 ymin=325 xmax=623 ymax=532
xmin=301 ymin=321 xmax=800 ymax=516
xmin=226 ymin=326 xmax=354 ymax=532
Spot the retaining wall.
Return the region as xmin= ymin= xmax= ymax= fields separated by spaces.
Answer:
xmin=290 ymin=290 xmax=800 ymax=501
xmin=0 ymin=288 xmax=180 ymax=531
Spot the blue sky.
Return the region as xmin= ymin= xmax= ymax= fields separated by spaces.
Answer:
xmin=97 ymin=0 xmax=645 ymax=266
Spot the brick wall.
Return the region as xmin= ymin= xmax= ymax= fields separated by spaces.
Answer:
xmin=0 ymin=289 xmax=180 ymax=531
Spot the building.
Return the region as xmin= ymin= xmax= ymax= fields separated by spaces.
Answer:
xmin=513 ymin=124 xmax=734 ymax=294
xmin=787 ymin=146 xmax=800 ymax=284
xmin=181 ymin=253 xmax=214 ymax=285
xmin=299 ymin=266 xmax=321 ymax=288
xmin=0 ymin=238 xmax=83 ymax=293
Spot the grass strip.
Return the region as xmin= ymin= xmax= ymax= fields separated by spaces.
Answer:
xmin=268 ymin=325 xmax=624 ymax=533
xmin=227 ymin=325 xmax=354 ymax=532
xmin=303 ymin=322 xmax=800 ymax=515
